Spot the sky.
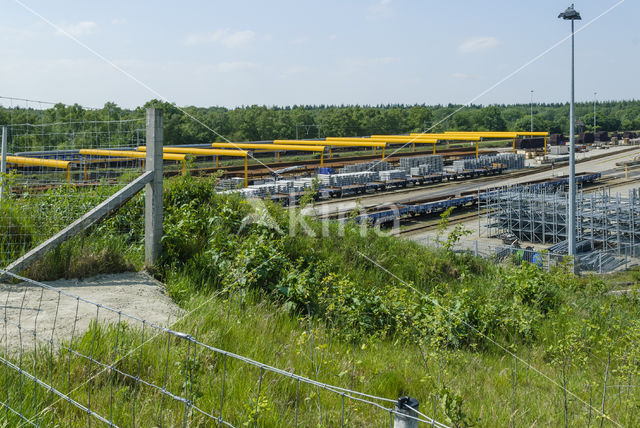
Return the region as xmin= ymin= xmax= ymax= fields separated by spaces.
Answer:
xmin=0 ymin=0 xmax=637 ymax=109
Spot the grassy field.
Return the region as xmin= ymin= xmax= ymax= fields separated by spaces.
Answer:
xmin=1 ymin=174 xmax=640 ymax=427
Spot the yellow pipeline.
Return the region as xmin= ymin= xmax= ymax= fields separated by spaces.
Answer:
xmin=137 ymin=146 xmax=249 ymax=187
xmin=276 ymin=139 xmax=387 ymax=159
xmin=137 ymin=146 xmax=248 ymax=157
xmin=211 ymin=143 xmax=325 ymax=152
xmin=80 ymin=149 xmax=190 ymax=177
xmin=276 ymin=139 xmax=386 ymax=147
xmin=212 ymin=142 xmax=325 ymax=167
xmin=6 ymin=155 xmax=70 ymax=169
xmin=6 ymin=155 xmax=72 ymax=182
xmin=405 ymin=134 xmax=483 ymax=143
xmin=79 ymin=149 xmax=188 ymax=162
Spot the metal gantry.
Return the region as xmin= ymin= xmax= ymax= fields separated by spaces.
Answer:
xmin=482 ymin=186 xmax=640 ymax=257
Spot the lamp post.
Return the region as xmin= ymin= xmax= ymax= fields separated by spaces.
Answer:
xmin=530 ymin=90 xmax=534 ymax=135
xmin=593 ymin=91 xmax=597 ymax=132
xmin=558 ymin=3 xmax=581 ymax=259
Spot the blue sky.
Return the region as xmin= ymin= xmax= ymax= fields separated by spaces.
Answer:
xmin=1 ymin=0 xmax=636 ymax=109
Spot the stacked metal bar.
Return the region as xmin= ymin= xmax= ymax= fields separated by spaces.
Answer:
xmin=317 ymin=171 xmax=379 ymax=187
xmin=378 ymin=169 xmax=408 ymax=181
xmin=451 ymin=153 xmax=525 ymax=172
xmin=399 ymin=155 xmax=444 ymax=175
xmin=338 ymin=161 xmax=392 ymax=173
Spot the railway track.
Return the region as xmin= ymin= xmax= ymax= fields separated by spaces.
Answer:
xmin=395 ymin=210 xmax=482 ymax=236
xmin=176 ymin=147 xmax=497 ymax=179
xmin=395 ymin=172 xmax=640 ymax=238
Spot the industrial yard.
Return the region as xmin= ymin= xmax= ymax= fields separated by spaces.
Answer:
xmin=3 ymin=1 xmax=640 ymax=426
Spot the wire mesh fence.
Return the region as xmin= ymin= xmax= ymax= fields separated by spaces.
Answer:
xmin=0 ymin=270 xmax=448 ymax=427
xmin=0 ymin=113 xmax=151 ymax=267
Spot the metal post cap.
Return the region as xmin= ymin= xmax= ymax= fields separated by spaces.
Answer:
xmin=396 ymin=396 xmax=419 ymax=411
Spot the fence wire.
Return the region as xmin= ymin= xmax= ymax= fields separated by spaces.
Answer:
xmin=0 ymin=270 xmax=449 ymax=427
xmin=0 ymin=114 xmax=154 ymax=268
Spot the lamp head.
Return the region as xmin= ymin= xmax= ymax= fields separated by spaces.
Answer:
xmin=558 ymin=4 xmax=582 ymax=20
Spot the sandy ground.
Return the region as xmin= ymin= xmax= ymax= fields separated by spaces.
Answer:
xmin=0 ymin=271 xmax=183 ymax=354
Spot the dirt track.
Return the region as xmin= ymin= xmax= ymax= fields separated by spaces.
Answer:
xmin=0 ymin=272 xmax=182 ymax=354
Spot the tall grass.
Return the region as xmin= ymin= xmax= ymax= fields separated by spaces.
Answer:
xmin=2 ymin=174 xmax=640 ymax=426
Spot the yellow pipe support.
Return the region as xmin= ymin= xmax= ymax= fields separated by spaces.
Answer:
xmin=544 ymin=136 xmax=547 ymax=155
xmin=513 ymin=131 xmax=550 ymax=137
xmin=320 ymin=153 xmax=324 ymax=167
xmin=277 ymin=151 xmax=280 ymax=162
xmin=137 ymin=146 xmax=249 ymax=158
xmin=211 ymin=143 xmax=324 ymax=153
xmin=370 ymin=136 xmax=478 ymax=143
xmin=475 ymin=141 xmax=479 ymax=158
xmin=5 ymin=156 xmax=72 ymax=182
xmin=6 ymin=155 xmax=71 ymax=170
xmin=80 ymin=149 xmax=188 ymax=162
xmin=136 ymin=146 xmax=248 ymax=186
xmin=278 ymin=139 xmax=386 ymax=148
xmin=329 ymin=147 xmax=332 ymax=158
xmin=440 ymin=132 xmax=520 ymax=137
xmin=375 ymin=134 xmax=479 ymax=141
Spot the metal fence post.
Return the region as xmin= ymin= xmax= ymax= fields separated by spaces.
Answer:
xmin=394 ymin=397 xmax=419 ymax=428
xmin=1 ymin=125 xmax=7 ymax=200
xmin=599 ymin=252 xmax=602 ymax=274
xmin=145 ymin=109 xmax=163 ymax=267
xmin=474 ymin=239 xmax=479 ymax=257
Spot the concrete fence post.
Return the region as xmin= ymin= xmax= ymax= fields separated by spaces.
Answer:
xmin=394 ymin=396 xmax=419 ymax=428
xmin=1 ymin=125 xmax=7 ymax=200
xmin=145 ymin=108 xmax=163 ymax=267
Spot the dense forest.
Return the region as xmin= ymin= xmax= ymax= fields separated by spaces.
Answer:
xmin=1 ymin=99 xmax=640 ymax=149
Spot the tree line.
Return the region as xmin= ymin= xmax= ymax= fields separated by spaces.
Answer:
xmin=1 ymin=99 xmax=639 ymax=149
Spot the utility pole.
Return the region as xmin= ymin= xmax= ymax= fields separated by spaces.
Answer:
xmin=530 ymin=89 xmax=534 ymax=135
xmin=559 ymin=4 xmax=581 ymax=261
xmin=593 ymin=91 xmax=597 ymax=132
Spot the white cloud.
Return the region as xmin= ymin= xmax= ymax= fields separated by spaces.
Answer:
xmin=56 ymin=21 xmax=99 ymax=37
xmin=290 ymin=36 xmax=309 ymax=45
xmin=336 ymin=56 xmax=398 ymax=76
xmin=197 ymin=61 xmax=259 ymax=74
xmin=328 ymin=34 xmax=337 ymax=40
xmin=111 ymin=18 xmax=127 ymax=25
xmin=280 ymin=65 xmax=311 ymax=78
xmin=0 ymin=26 xmax=35 ymax=42
xmin=452 ymin=73 xmax=476 ymax=80
xmin=185 ymin=29 xmax=255 ymax=48
xmin=367 ymin=0 xmax=393 ymax=20
xmin=457 ymin=36 xmax=500 ymax=53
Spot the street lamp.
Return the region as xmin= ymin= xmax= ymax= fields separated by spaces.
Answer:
xmin=593 ymin=91 xmax=597 ymax=133
xmin=558 ymin=3 xmax=581 ymax=259
xmin=530 ymin=90 xmax=534 ymax=135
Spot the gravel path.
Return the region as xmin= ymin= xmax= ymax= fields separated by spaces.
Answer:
xmin=0 ymin=271 xmax=183 ymax=354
